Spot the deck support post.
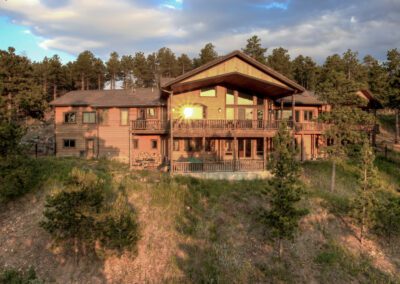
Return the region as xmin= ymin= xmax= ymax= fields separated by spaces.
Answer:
xmin=263 ymin=136 xmax=267 ymax=170
xmin=168 ymin=92 xmax=174 ymax=174
xmin=233 ymin=137 xmax=237 ymax=172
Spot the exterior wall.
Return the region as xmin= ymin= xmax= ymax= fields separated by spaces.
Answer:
xmin=54 ymin=105 xmax=166 ymax=164
xmin=172 ymin=86 xmax=226 ymax=120
xmin=131 ymin=135 xmax=165 ymax=168
xmin=54 ymin=106 xmax=98 ymax=158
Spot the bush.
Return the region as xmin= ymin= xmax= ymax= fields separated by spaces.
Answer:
xmin=0 ymin=156 xmax=42 ymax=204
xmin=41 ymin=168 xmax=139 ymax=255
xmin=372 ymin=191 xmax=400 ymax=240
xmin=98 ymin=189 xmax=139 ymax=252
xmin=0 ymin=267 xmax=42 ymax=284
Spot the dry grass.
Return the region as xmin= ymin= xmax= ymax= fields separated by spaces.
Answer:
xmin=1 ymin=158 xmax=399 ymax=283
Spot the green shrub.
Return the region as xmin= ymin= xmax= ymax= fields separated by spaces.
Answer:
xmin=99 ymin=190 xmax=139 ymax=252
xmin=0 ymin=156 xmax=42 ymax=203
xmin=41 ymin=168 xmax=139 ymax=255
xmin=0 ymin=267 xmax=42 ymax=284
xmin=372 ymin=191 xmax=400 ymax=239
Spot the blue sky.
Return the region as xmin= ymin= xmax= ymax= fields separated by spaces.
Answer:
xmin=0 ymin=0 xmax=399 ymax=63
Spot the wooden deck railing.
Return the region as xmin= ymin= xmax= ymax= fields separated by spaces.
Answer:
xmin=131 ymin=119 xmax=329 ymax=133
xmin=172 ymin=159 xmax=266 ymax=173
xmin=172 ymin=119 xmax=291 ymax=130
xmin=131 ymin=120 xmax=169 ymax=131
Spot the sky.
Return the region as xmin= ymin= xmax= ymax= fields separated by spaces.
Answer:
xmin=0 ymin=0 xmax=399 ymax=63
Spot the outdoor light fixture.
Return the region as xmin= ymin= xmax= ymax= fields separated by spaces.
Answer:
xmin=218 ymin=108 xmax=222 ymax=113
xmin=183 ymin=107 xmax=194 ymax=119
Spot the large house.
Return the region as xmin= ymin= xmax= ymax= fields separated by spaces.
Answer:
xmin=50 ymin=50 xmax=331 ymax=173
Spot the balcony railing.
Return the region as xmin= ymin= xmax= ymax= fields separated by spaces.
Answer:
xmin=131 ymin=120 xmax=169 ymax=131
xmin=131 ymin=119 xmax=328 ymax=133
xmin=172 ymin=159 xmax=266 ymax=173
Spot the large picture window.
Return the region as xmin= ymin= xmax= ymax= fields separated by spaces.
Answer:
xmin=237 ymin=92 xmax=253 ymax=105
xmin=226 ymin=89 xmax=234 ymax=104
xmin=83 ymin=112 xmax=96 ymax=124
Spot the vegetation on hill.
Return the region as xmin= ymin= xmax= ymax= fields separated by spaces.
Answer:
xmin=0 ymin=155 xmax=399 ymax=283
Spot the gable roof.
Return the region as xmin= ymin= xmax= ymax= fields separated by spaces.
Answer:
xmin=162 ymin=50 xmax=305 ymax=93
xmin=50 ymin=89 xmax=165 ymax=107
xmin=275 ymin=91 xmax=326 ymax=106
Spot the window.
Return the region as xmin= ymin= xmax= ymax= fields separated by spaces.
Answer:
xmin=226 ymin=108 xmax=234 ymax=120
xmin=98 ymin=109 xmax=109 ymax=125
xmin=83 ymin=112 xmax=96 ymax=124
xmin=226 ymin=89 xmax=234 ymax=104
xmin=256 ymin=138 xmax=264 ymax=156
xmin=238 ymin=108 xmax=253 ymax=120
xmin=200 ymin=87 xmax=216 ymax=97
xmin=304 ymin=111 xmax=313 ymax=121
xmin=133 ymin=139 xmax=139 ymax=149
xmin=237 ymin=92 xmax=253 ymax=105
xmin=63 ymin=139 xmax=76 ymax=148
xmin=225 ymin=140 xmax=233 ymax=155
xmin=182 ymin=105 xmax=205 ymax=119
xmin=183 ymin=139 xmax=201 ymax=152
xmin=64 ymin=112 xmax=76 ymax=123
xmin=173 ymin=139 xmax=180 ymax=151
xmin=151 ymin=139 xmax=158 ymax=149
xmin=205 ymin=139 xmax=216 ymax=152
xmin=295 ymin=110 xmax=300 ymax=122
xmin=147 ymin=108 xmax=156 ymax=118
xmin=120 ymin=108 xmax=129 ymax=125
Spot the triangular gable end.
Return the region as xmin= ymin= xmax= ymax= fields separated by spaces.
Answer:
xmin=181 ymin=56 xmax=288 ymax=89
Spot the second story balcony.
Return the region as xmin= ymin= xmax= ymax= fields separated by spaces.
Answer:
xmin=131 ymin=119 xmax=329 ymax=136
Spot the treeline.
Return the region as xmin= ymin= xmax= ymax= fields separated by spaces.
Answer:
xmin=0 ymin=35 xmax=399 ymax=121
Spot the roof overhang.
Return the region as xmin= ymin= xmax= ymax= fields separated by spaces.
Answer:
xmin=168 ymin=72 xmax=296 ymax=98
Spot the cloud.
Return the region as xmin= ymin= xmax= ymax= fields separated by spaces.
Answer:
xmin=0 ymin=0 xmax=399 ymax=62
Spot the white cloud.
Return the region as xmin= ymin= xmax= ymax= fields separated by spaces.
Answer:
xmin=1 ymin=0 xmax=399 ymax=61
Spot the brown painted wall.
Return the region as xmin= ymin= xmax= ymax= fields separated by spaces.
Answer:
xmin=54 ymin=106 xmax=166 ymax=163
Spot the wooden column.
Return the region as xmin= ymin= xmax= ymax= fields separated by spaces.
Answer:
xmin=168 ymin=93 xmax=174 ymax=173
xmin=263 ymin=136 xmax=267 ymax=170
xmin=234 ymin=90 xmax=238 ymax=120
xmin=280 ymin=100 xmax=283 ymax=120
xmin=233 ymin=137 xmax=237 ymax=171
xmin=202 ymin=136 xmax=206 ymax=162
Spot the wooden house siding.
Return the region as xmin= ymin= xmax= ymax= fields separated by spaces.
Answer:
xmin=181 ymin=57 xmax=288 ymax=88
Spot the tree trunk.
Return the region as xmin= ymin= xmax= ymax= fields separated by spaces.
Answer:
xmin=81 ymin=74 xmax=85 ymax=90
xmin=395 ymin=109 xmax=399 ymax=145
xmin=43 ymin=78 xmax=48 ymax=94
xmin=330 ymin=161 xmax=336 ymax=192
xmin=98 ymin=74 xmax=101 ymax=90
xmin=53 ymin=84 xmax=57 ymax=100
xmin=278 ymin=239 xmax=283 ymax=258
xmin=7 ymin=92 xmax=12 ymax=121
xmin=86 ymin=77 xmax=89 ymax=90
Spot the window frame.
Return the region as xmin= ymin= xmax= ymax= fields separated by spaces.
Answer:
xmin=63 ymin=112 xmax=77 ymax=124
xmin=133 ymin=139 xmax=139 ymax=149
xmin=146 ymin=108 xmax=157 ymax=119
xmin=173 ymin=139 xmax=180 ymax=151
xmin=120 ymin=108 xmax=129 ymax=126
xmin=151 ymin=139 xmax=158 ymax=150
xmin=63 ymin=139 xmax=76 ymax=148
xmin=199 ymin=87 xmax=217 ymax=97
xmin=82 ymin=111 xmax=97 ymax=124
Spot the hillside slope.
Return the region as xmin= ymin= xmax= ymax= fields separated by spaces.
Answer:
xmin=0 ymin=157 xmax=399 ymax=283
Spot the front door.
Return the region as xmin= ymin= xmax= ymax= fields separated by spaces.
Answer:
xmin=238 ymin=139 xmax=252 ymax=158
xmin=86 ymin=139 xmax=95 ymax=158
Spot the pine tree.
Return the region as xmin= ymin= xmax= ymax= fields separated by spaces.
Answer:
xmin=193 ymin=43 xmax=218 ymax=67
xmin=292 ymin=55 xmax=317 ymax=90
xmin=177 ymin=53 xmax=193 ymax=75
xmin=352 ymin=137 xmax=380 ymax=246
xmin=156 ymin=47 xmax=178 ymax=78
xmin=242 ymin=35 xmax=267 ymax=64
xmin=267 ymin=47 xmax=292 ymax=78
xmin=262 ymin=122 xmax=307 ymax=257
xmin=363 ymin=55 xmax=388 ymax=103
xmin=92 ymin=58 xmax=106 ymax=90
xmin=47 ymin=55 xmax=65 ymax=100
xmin=106 ymin=51 xmax=121 ymax=90
xmin=73 ymin=51 xmax=96 ymax=90
xmin=120 ymin=55 xmax=135 ymax=89
xmin=384 ymin=49 xmax=400 ymax=144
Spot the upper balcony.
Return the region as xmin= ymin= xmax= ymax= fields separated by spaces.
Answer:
xmin=131 ymin=119 xmax=329 ymax=136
